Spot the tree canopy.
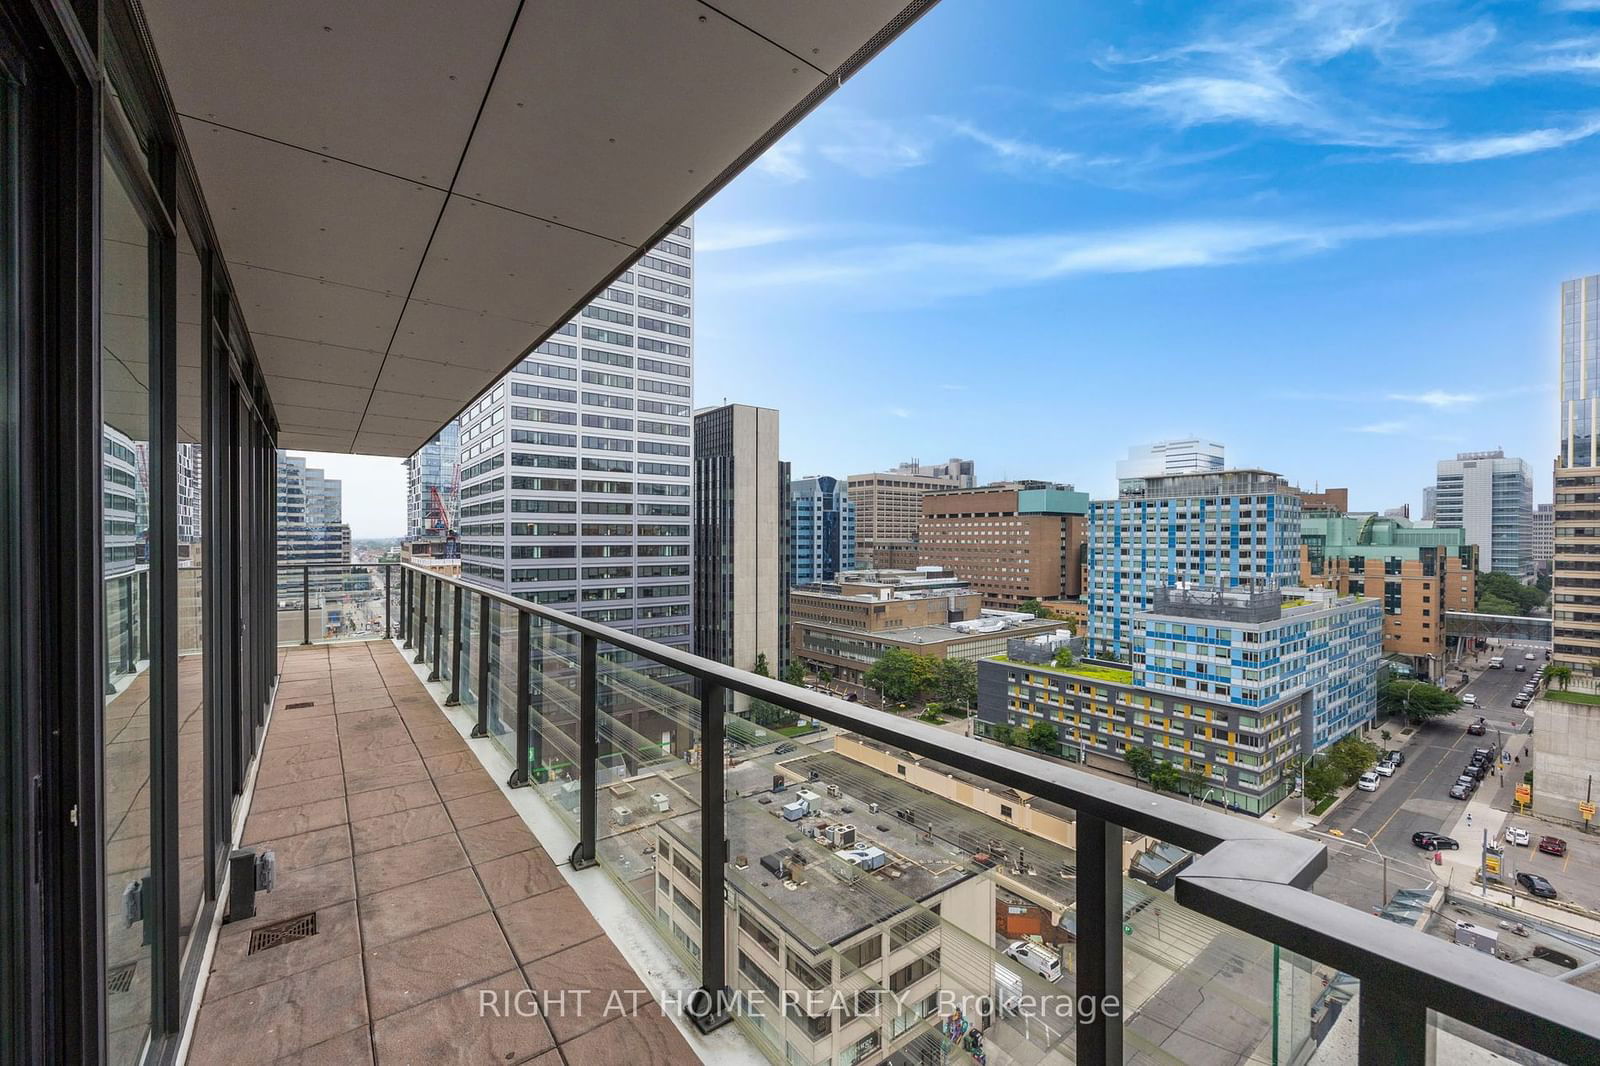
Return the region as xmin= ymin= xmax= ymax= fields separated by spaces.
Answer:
xmin=1476 ymin=572 xmax=1547 ymax=617
xmin=863 ymin=648 xmax=937 ymax=704
xmin=1377 ymin=679 xmax=1462 ymax=725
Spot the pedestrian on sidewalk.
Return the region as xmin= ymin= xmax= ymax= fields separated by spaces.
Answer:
xmin=1467 ymin=813 xmax=1473 ymax=828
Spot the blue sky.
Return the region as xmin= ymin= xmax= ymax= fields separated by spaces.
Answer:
xmin=694 ymin=0 xmax=1600 ymax=511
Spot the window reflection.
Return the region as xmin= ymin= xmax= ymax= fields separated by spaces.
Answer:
xmin=101 ymin=151 xmax=153 ymax=1065
xmin=176 ymin=215 xmax=206 ymax=969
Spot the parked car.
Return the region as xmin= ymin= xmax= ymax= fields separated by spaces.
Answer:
xmin=1467 ymin=718 xmax=1487 ymax=735
xmin=1512 ymin=695 xmax=1530 ymax=709
xmin=1450 ymin=783 xmax=1472 ymax=800
xmin=1539 ymin=836 xmax=1569 ymax=857
xmin=1375 ymin=760 xmax=1395 ymax=777
xmin=1461 ymin=762 xmax=1485 ymax=781
xmin=1473 ymin=747 xmax=1496 ymax=762
xmin=1517 ymin=872 xmax=1558 ymax=899
xmin=1507 ymin=826 xmax=1531 ymax=846
xmin=1384 ymin=750 xmax=1405 ymax=767
xmin=773 ymin=742 xmax=797 ymax=755
xmin=1462 ymin=693 xmax=1479 ymax=706
xmin=1357 ymin=771 xmax=1380 ymax=792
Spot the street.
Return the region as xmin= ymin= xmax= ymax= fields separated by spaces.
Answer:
xmin=1310 ymin=649 xmax=1537 ymax=912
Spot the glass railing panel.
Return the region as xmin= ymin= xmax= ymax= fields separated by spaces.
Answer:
xmin=274 ymin=564 xmax=392 ymax=645
xmin=482 ymin=601 xmax=518 ymax=765
xmin=460 ymin=586 xmax=481 ymax=715
xmin=436 ymin=577 xmax=454 ymax=685
xmin=1428 ymin=1010 xmax=1568 ymax=1066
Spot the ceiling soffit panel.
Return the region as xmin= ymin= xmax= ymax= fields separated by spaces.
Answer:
xmin=709 ymin=0 xmax=916 ymax=73
xmin=453 ymin=0 xmax=826 ymax=244
xmin=385 ymin=300 xmax=549 ymax=371
xmin=180 ymin=118 xmax=445 ymax=295
xmin=229 ymin=264 xmax=404 ymax=354
xmin=247 ymin=335 xmax=387 ymax=390
xmin=278 ymin=429 xmax=359 ymax=452
xmin=409 ymin=196 xmax=632 ymax=325
xmin=373 ymin=355 xmax=490 ymax=404
xmin=261 ymin=375 xmax=373 ymax=413
xmin=363 ymin=390 xmax=466 ymax=423
xmin=140 ymin=0 xmax=521 ymax=184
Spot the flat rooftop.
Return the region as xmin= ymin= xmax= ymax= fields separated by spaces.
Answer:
xmin=661 ymin=761 xmax=979 ymax=950
xmin=868 ymin=614 xmax=1063 ymax=647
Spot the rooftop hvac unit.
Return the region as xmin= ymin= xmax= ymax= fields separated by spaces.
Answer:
xmin=826 ymin=824 xmax=857 ymax=848
xmin=826 ymin=784 xmax=842 ymax=798
xmin=611 ymin=806 xmax=633 ymax=826
xmin=650 ymin=793 xmax=671 ymax=813
xmin=782 ymin=801 xmax=807 ymax=822
xmin=838 ymin=846 xmax=887 ymax=872
xmin=869 ymin=802 xmax=881 ymax=814
xmin=760 ymin=851 xmax=790 ymax=878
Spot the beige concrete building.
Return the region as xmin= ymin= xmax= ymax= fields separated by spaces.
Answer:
xmin=846 ymin=468 xmax=966 ymax=568
xmin=790 ymin=568 xmax=979 ymax=634
xmin=918 ymin=483 xmax=1089 ymax=609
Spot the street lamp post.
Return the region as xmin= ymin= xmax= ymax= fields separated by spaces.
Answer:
xmin=1342 ymin=827 xmax=1389 ymax=909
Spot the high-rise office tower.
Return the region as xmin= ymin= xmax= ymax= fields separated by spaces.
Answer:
xmin=1115 ymin=437 xmax=1226 ymax=483
xmin=1433 ymin=450 xmax=1532 ymax=578
xmin=454 ymin=224 xmax=695 ymax=655
xmin=693 ymin=404 xmax=788 ymax=700
xmin=1086 ymin=469 xmax=1302 ymax=660
xmin=406 ymin=419 xmax=460 ymax=538
xmin=1422 ymin=485 xmax=1438 ymax=521
xmin=790 ymin=475 xmax=855 ymax=585
xmin=1555 ymin=275 xmax=1600 ymax=671
xmin=275 ymin=452 xmax=351 ymax=596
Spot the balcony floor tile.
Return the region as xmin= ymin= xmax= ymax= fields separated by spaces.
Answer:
xmin=191 ymin=641 xmax=696 ymax=1065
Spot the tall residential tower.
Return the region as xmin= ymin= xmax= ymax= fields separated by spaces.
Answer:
xmin=790 ymin=475 xmax=855 ymax=585
xmin=1554 ymin=275 xmax=1600 ymax=670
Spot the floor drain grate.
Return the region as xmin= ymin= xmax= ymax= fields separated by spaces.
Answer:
xmin=107 ymin=963 xmax=135 ymax=994
xmin=285 ymin=700 xmax=316 ymax=709
xmin=246 ymin=912 xmax=318 ymax=955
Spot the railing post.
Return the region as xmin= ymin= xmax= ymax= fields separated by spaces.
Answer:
xmin=1076 ymin=813 xmax=1123 ymax=1065
xmin=300 ymin=565 xmax=311 ymax=645
xmin=688 ymin=679 xmax=732 ymax=1034
xmin=384 ymin=564 xmax=392 ymax=640
xmin=471 ymin=593 xmax=490 ymax=739
xmin=122 ymin=576 xmax=136 ymax=671
xmin=570 ymin=633 xmax=599 ymax=870
xmin=1360 ymin=994 xmax=1430 ymax=1063
xmin=446 ymin=582 xmax=463 ymax=705
xmin=507 ymin=610 xmax=531 ymax=788
xmin=400 ymin=568 xmax=411 ymax=648
xmin=413 ymin=574 xmax=427 ymax=665
xmin=427 ymin=576 xmax=442 ymax=681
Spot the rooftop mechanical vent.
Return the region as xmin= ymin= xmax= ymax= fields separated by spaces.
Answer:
xmin=246 ymin=912 xmax=318 ymax=955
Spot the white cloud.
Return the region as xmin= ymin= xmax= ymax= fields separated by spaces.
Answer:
xmin=1550 ymin=0 xmax=1600 ymax=11
xmin=721 ymin=192 xmax=1600 ymax=300
xmin=1386 ymin=389 xmax=1481 ymax=407
xmin=886 ymin=406 xmax=913 ymax=419
xmin=1403 ymin=115 xmax=1600 ymax=163
xmin=696 ymin=223 xmax=809 ymax=254
xmin=753 ymin=140 xmax=807 ymax=183
xmin=816 ymin=117 xmax=930 ymax=177
xmin=1350 ymin=420 xmax=1411 ymax=434
xmin=943 ymin=119 xmax=1086 ymax=172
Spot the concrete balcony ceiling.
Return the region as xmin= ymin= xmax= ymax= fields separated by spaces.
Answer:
xmin=139 ymin=0 xmax=934 ymax=454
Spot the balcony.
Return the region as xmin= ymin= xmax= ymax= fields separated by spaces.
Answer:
xmin=187 ymin=562 xmax=1600 ymax=1065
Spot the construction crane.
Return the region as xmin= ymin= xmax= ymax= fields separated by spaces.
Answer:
xmin=427 ymin=484 xmax=459 ymax=558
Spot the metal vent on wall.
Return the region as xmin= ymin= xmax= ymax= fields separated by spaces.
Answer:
xmin=107 ymin=963 xmax=135 ymax=994
xmin=246 ymin=912 xmax=318 ymax=955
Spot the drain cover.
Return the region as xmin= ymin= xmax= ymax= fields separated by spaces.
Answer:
xmin=107 ymin=963 xmax=135 ymax=994
xmin=285 ymin=701 xmax=316 ymax=710
xmin=246 ymin=912 xmax=318 ymax=955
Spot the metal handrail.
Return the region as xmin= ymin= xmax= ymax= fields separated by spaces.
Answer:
xmin=349 ymin=562 xmax=1600 ymax=1062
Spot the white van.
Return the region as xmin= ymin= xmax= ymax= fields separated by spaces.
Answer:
xmin=1003 ymin=940 xmax=1062 ymax=983
xmin=1489 ymin=657 xmax=1504 ymax=669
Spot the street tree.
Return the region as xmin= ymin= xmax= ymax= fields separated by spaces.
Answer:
xmin=863 ymin=648 xmax=936 ymax=704
xmin=1025 ymin=721 xmax=1059 ymax=754
xmin=1377 ymin=679 xmax=1461 ymax=725
xmin=1122 ymin=746 xmax=1155 ymax=786
xmin=1545 ymin=663 xmax=1573 ymax=691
